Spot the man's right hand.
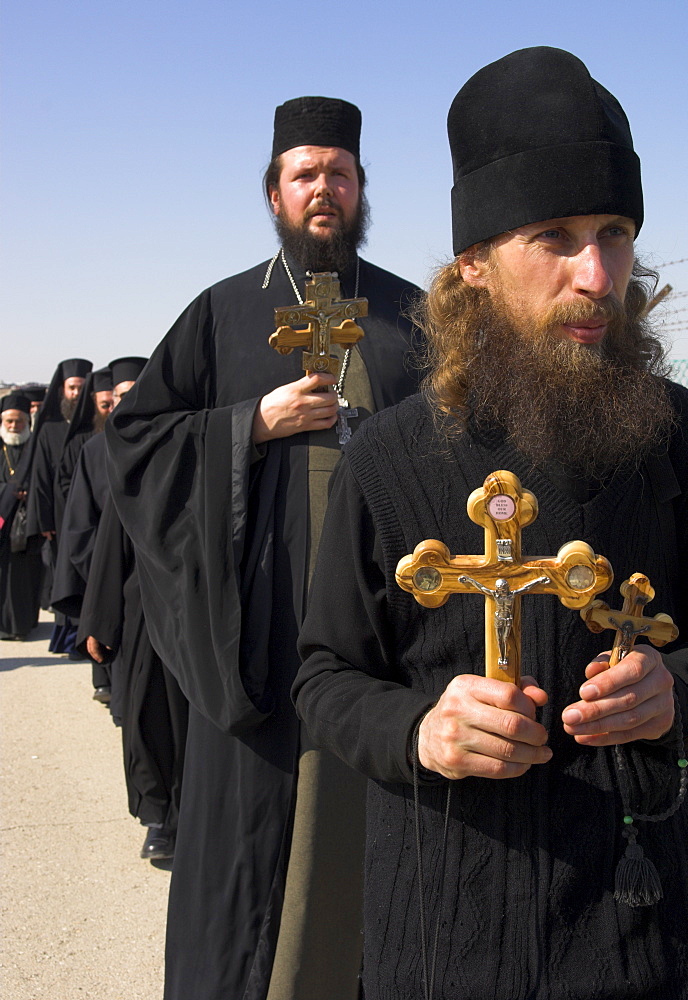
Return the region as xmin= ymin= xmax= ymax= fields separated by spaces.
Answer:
xmin=86 ymin=636 xmax=112 ymax=664
xmin=417 ymin=674 xmax=551 ymax=780
xmin=252 ymin=373 xmax=339 ymax=443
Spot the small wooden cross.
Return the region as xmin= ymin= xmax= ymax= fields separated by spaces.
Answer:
xmin=580 ymin=573 xmax=678 ymax=667
xmin=269 ymin=272 xmax=367 ymax=378
xmin=396 ymin=470 xmax=614 ymax=684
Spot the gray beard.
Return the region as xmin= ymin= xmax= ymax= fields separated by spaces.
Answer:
xmin=0 ymin=425 xmax=30 ymax=446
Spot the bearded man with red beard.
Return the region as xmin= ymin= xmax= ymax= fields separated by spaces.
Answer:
xmin=295 ymin=48 xmax=688 ymax=1000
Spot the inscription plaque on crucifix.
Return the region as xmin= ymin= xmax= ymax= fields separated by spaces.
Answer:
xmin=581 ymin=572 xmax=678 ymax=667
xmin=269 ymin=272 xmax=367 ymax=378
xmin=396 ymin=470 xmax=614 ymax=684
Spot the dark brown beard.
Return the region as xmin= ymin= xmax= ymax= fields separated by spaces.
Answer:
xmin=60 ymin=396 xmax=78 ymax=422
xmin=92 ymin=409 xmax=108 ymax=433
xmin=274 ymin=193 xmax=370 ymax=273
xmin=466 ymin=291 xmax=675 ymax=478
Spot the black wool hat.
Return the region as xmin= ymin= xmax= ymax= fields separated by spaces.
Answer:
xmin=448 ymin=47 xmax=643 ymax=254
xmin=272 ymin=96 xmax=362 ymax=160
xmin=109 ymin=356 xmax=148 ymax=386
xmin=60 ymin=358 xmax=92 ymax=380
xmin=1 ymin=393 xmax=31 ymax=415
xmin=92 ymin=367 xmax=113 ymax=393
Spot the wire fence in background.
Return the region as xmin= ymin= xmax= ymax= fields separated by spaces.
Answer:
xmin=671 ymin=359 xmax=688 ymax=386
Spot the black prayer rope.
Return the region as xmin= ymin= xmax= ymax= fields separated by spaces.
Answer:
xmin=412 ymin=721 xmax=452 ymax=1000
xmin=612 ymin=690 xmax=688 ymax=906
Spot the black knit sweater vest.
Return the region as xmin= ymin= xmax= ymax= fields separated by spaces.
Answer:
xmin=345 ymin=392 xmax=688 ymax=1000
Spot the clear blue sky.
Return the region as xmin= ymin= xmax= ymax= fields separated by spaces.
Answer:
xmin=3 ymin=0 xmax=688 ymax=382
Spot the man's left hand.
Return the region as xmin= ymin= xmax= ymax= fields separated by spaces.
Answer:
xmin=562 ymin=646 xmax=675 ymax=745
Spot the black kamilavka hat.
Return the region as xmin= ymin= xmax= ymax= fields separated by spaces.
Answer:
xmin=61 ymin=358 xmax=93 ymax=380
xmin=21 ymin=387 xmax=46 ymax=403
xmin=92 ymin=367 xmax=113 ymax=393
xmin=1 ymin=393 xmax=31 ymax=415
xmin=272 ymin=96 xmax=362 ymax=160
xmin=448 ymin=47 xmax=643 ymax=254
xmin=109 ymin=356 xmax=148 ymax=386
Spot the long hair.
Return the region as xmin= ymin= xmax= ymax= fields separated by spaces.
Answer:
xmin=415 ymin=253 xmax=669 ymax=431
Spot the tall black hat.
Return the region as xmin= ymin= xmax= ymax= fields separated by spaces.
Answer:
xmin=92 ymin=367 xmax=113 ymax=393
xmin=34 ymin=357 xmax=93 ymax=429
xmin=272 ymin=96 xmax=362 ymax=160
xmin=1 ymin=393 xmax=31 ymax=415
xmin=109 ymin=356 xmax=148 ymax=386
xmin=448 ymin=47 xmax=643 ymax=254
xmin=22 ymin=387 xmax=46 ymax=404
xmin=60 ymin=358 xmax=93 ymax=380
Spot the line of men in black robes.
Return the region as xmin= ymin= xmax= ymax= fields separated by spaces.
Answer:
xmin=0 ymin=358 xmax=187 ymax=861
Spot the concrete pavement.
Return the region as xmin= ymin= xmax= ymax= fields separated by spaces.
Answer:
xmin=1 ymin=611 xmax=170 ymax=999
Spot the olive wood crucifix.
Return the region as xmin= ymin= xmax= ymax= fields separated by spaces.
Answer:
xmin=269 ymin=272 xmax=367 ymax=378
xmin=580 ymin=572 xmax=678 ymax=667
xmin=396 ymin=470 xmax=614 ymax=684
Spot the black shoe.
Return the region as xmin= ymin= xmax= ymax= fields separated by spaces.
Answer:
xmin=92 ymin=686 xmax=111 ymax=704
xmin=140 ymin=827 xmax=175 ymax=861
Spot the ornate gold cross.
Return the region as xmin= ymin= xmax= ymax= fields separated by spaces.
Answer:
xmin=269 ymin=272 xmax=367 ymax=377
xmin=396 ymin=470 xmax=613 ymax=684
xmin=580 ymin=572 xmax=678 ymax=667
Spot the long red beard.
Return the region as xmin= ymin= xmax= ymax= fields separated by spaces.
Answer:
xmin=467 ymin=292 xmax=674 ymax=478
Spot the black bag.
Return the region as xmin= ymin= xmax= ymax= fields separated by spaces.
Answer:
xmin=10 ymin=499 xmax=27 ymax=553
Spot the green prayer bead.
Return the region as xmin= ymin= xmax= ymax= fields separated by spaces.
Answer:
xmin=623 ymin=815 xmax=634 ymax=824
xmin=678 ymin=759 xmax=688 ymax=769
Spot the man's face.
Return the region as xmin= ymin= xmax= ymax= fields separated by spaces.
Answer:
xmin=94 ymin=390 xmax=114 ymax=415
xmin=112 ymin=381 xmax=136 ymax=408
xmin=63 ymin=377 xmax=86 ymax=400
xmin=269 ymin=145 xmax=360 ymax=239
xmin=461 ymin=214 xmax=636 ymax=348
xmin=1 ymin=410 xmax=28 ymax=435
xmin=29 ymin=400 xmax=42 ymax=417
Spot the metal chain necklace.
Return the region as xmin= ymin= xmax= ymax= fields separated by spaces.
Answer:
xmin=2 ymin=442 xmax=16 ymax=477
xmin=264 ymin=248 xmax=361 ymax=445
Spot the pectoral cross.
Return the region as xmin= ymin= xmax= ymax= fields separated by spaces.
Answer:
xmin=580 ymin=573 xmax=678 ymax=667
xmin=396 ymin=470 xmax=613 ymax=684
xmin=269 ymin=272 xmax=367 ymax=378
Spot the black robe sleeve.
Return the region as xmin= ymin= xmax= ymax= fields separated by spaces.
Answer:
xmin=76 ymin=494 xmax=127 ymax=655
xmin=294 ymin=456 xmax=436 ymax=784
xmin=106 ymin=290 xmax=273 ymax=732
xmin=51 ymin=435 xmax=109 ymax=619
xmin=26 ymin=421 xmax=67 ymax=537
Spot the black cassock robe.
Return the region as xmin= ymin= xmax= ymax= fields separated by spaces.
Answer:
xmin=76 ymin=494 xmax=188 ymax=828
xmin=52 ymin=432 xmax=109 ymax=620
xmin=26 ymin=419 xmax=67 ymax=609
xmin=0 ymin=440 xmax=42 ymax=638
xmin=106 ymin=254 xmax=422 ymax=1000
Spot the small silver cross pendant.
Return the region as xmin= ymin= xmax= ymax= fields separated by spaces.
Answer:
xmin=336 ymin=396 xmax=358 ymax=446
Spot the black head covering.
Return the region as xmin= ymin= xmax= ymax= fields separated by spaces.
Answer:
xmin=22 ymin=387 xmax=46 ymax=404
xmin=92 ymin=367 xmax=113 ymax=393
xmin=34 ymin=357 xmax=93 ymax=430
xmin=272 ymin=96 xmax=361 ymax=160
xmin=62 ymin=367 xmax=112 ymax=446
xmin=1 ymin=393 xmax=31 ymax=415
xmin=448 ymin=46 xmax=643 ymax=254
xmin=109 ymin=356 xmax=148 ymax=386
xmin=61 ymin=358 xmax=93 ymax=380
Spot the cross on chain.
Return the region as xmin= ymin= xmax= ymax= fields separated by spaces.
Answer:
xmin=396 ymin=470 xmax=614 ymax=684
xmin=580 ymin=572 xmax=678 ymax=667
xmin=269 ymin=272 xmax=367 ymax=378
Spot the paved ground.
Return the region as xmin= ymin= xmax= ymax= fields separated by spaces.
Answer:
xmin=1 ymin=611 xmax=170 ymax=1000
